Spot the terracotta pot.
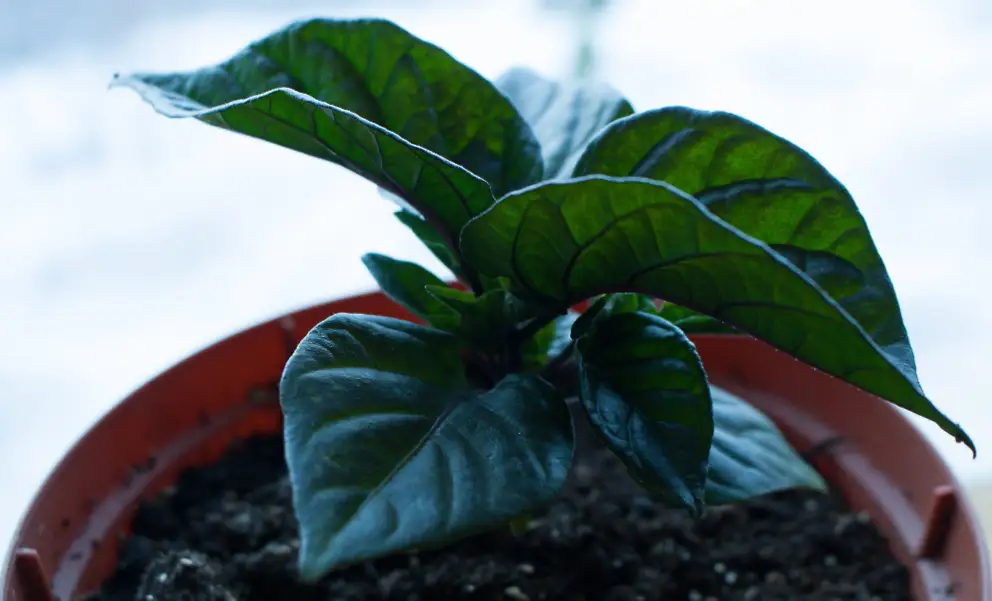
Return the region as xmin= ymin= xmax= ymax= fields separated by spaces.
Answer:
xmin=2 ymin=291 xmax=987 ymax=601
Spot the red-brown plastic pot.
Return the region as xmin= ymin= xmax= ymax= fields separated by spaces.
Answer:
xmin=2 ymin=290 xmax=988 ymax=601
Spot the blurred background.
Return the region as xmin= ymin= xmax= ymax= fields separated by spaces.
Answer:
xmin=1 ymin=0 xmax=990 ymax=549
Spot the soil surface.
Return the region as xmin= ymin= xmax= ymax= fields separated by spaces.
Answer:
xmin=93 ymin=429 xmax=910 ymax=601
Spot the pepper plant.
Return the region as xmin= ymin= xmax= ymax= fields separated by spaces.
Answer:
xmin=113 ymin=17 xmax=974 ymax=581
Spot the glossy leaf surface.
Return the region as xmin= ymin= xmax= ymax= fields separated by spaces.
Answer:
xmin=113 ymin=18 xmax=545 ymax=241
xmin=281 ymin=314 xmax=573 ymax=579
xmin=576 ymin=310 xmax=712 ymax=514
xmin=706 ymin=386 xmax=826 ymax=504
xmin=575 ymin=108 xmax=911 ymax=369
xmin=460 ymin=176 xmax=972 ymax=451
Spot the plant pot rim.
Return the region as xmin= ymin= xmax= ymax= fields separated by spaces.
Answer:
xmin=3 ymin=288 xmax=988 ymax=601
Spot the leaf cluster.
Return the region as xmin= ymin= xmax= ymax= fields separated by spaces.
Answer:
xmin=112 ymin=17 xmax=973 ymax=581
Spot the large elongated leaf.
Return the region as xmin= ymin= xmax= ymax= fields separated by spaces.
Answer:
xmin=496 ymin=67 xmax=633 ymax=179
xmin=574 ymin=108 xmax=911 ymax=369
xmin=575 ymin=310 xmax=713 ymax=514
xmin=280 ymin=314 xmax=573 ymax=580
xmin=706 ymin=386 xmax=826 ymax=504
xmin=459 ymin=176 xmax=973 ymax=452
xmin=113 ymin=18 xmax=544 ymax=240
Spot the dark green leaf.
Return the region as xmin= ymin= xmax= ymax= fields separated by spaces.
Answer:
xmin=460 ymin=176 xmax=973 ymax=453
xmin=361 ymin=253 xmax=458 ymax=328
xmin=658 ymin=303 xmax=739 ymax=335
xmin=600 ymin=293 xmax=658 ymax=315
xmin=574 ymin=108 xmax=911 ymax=370
xmin=393 ymin=210 xmax=462 ymax=276
xmin=426 ymin=286 xmax=553 ymax=351
xmin=113 ymin=18 xmax=544 ymax=242
xmin=522 ymin=311 xmax=579 ymax=370
xmin=497 ymin=67 xmax=633 ymax=179
xmin=570 ymin=295 xmax=609 ymax=339
xmin=575 ymin=310 xmax=712 ymax=514
xmin=571 ymin=293 xmax=735 ymax=336
xmin=281 ymin=314 xmax=573 ymax=580
xmin=706 ymin=386 xmax=826 ymax=504
xmin=572 ymin=293 xmax=734 ymax=336
xmin=570 ymin=293 xmax=655 ymax=340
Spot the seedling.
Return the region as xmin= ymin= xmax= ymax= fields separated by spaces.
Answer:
xmin=112 ymin=17 xmax=974 ymax=581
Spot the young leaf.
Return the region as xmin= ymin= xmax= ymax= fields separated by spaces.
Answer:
xmin=658 ymin=303 xmax=739 ymax=335
xmin=496 ymin=67 xmax=633 ymax=179
xmin=112 ymin=18 xmax=544 ymax=242
xmin=522 ymin=312 xmax=579 ymax=370
xmin=574 ymin=108 xmax=911 ymax=369
xmin=570 ymin=292 xmax=655 ymax=339
xmin=425 ymin=286 xmax=554 ymax=352
xmin=280 ymin=314 xmax=573 ymax=580
xmin=572 ymin=293 xmax=735 ymax=336
xmin=361 ymin=253 xmax=458 ymax=328
xmin=393 ymin=210 xmax=462 ymax=276
xmin=575 ymin=310 xmax=713 ymax=515
xmin=706 ymin=386 xmax=826 ymax=504
xmin=459 ymin=176 xmax=974 ymax=453
xmin=570 ymin=295 xmax=609 ymax=340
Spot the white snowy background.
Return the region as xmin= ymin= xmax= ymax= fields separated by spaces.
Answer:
xmin=1 ymin=0 xmax=990 ymax=547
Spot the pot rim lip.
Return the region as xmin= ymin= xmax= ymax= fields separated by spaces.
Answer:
xmin=2 ymin=286 xmax=988 ymax=599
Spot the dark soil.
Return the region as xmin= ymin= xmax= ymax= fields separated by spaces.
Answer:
xmin=92 ymin=427 xmax=911 ymax=601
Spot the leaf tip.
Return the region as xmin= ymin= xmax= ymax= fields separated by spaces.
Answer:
xmin=946 ymin=420 xmax=977 ymax=458
xmin=296 ymin=550 xmax=331 ymax=584
xmin=961 ymin=434 xmax=978 ymax=459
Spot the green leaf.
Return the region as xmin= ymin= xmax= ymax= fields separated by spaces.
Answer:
xmin=657 ymin=303 xmax=739 ymax=335
xmin=706 ymin=386 xmax=826 ymax=504
xmin=600 ymin=292 xmax=658 ymax=315
xmin=460 ymin=176 xmax=973 ymax=453
xmin=280 ymin=314 xmax=573 ymax=580
xmin=112 ymin=18 xmax=544 ymax=242
xmin=570 ymin=295 xmax=608 ymax=340
xmin=575 ymin=310 xmax=712 ymax=514
xmin=571 ymin=293 xmax=735 ymax=336
xmin=574 ymin=108 xmax=911 ymax=370
xmin=361 ymin=253 xmax=458 ymax=328
xmin=570 ymin=293 xmax=655 ymax=340
xmin=497 ymin=67 xmax=633 ymax=179
xmin=522 ymin=311 xmax=579 ymax=370
xmin=393 ymin=210 xmax=461 ymax=276
xmin=425 ymin=286 xmax=553 ymax=351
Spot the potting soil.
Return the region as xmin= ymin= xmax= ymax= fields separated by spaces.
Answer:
xmin=93 ymin=433 xmax=911 ymax=601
